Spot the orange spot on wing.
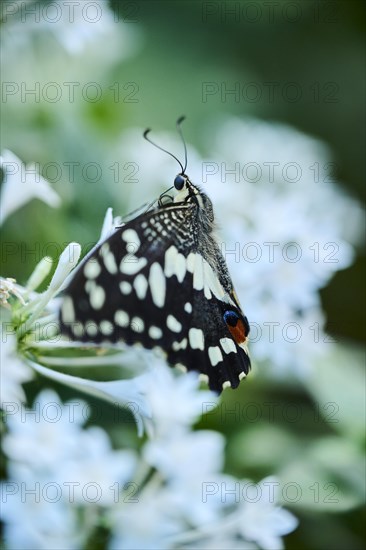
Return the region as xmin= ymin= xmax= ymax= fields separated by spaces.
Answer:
xmin=227 ymin=319 xmax=247 ymax=344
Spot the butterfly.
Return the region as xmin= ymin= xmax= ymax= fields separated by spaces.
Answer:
xmin=59 ymin=117 xmax=250 ymax=393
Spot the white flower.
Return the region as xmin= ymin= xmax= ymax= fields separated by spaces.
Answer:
xmin=143 ymin=430 xmax=225 ymax=482
xmin=109 ymin=488 xmax=185 ymax=550
xmin=167 ymin=472 xmax=238 ymax=528
xmin=141 ymin=431 xmax=230 ymax=530
xmin=99 ymin=207 xmax=116 ymax=241
xmin=249 ymin=302 xmax=329 ymax=380
xmin=25 ymin=258 xmax=53 ymax=295
xmin=0 ymin=149 xmax=60 ymax=225
xmin=1 ymin=490 xmax=84 ymax=550
xmin=138 ymin=360 xmax=218 ymax=438
xmin=56 ymin=425 xmax=137 ymax=506
xmin=238 ymin=477 xmax=298 ymax=550
xmin=60 ymin=208 xmax=118 ymax=292
xmin=2 ymin=389 xmax=139 ymax=546
xmin=28 ymin=361 xmax=153 ymax=438
xmin=44 ymin=0 xmax=117 ymax=55
xmin=1 ymin=390 xmax=92 ymax=548
xmin=0 ymin=277 xmax=26 ymax=308
xmin=49 ymin=243 xmax=81 ymax=292
xmin=2 ymin=390 xmax=88 ymax=472
xmin=1 ymin=0 xmax=141 ymax=59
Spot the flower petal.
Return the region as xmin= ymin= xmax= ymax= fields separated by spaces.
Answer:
xmin=0 ymin=150 xmax=61 ymax=224
xmin=27 ymin=361 xmax=152 ymax=436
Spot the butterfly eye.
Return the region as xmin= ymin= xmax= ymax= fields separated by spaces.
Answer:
xmin=174 ymin=174 xmax=185 ymax=190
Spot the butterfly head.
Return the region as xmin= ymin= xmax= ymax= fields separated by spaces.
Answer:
xmin=173 ymin=172 xmax=195 ymax=197
xmin=173 ymin=173 xmax=192 ymax=202
xmin=143 ymin=118 xmax=210 ymax=212
xmin=173 ymin=172 xmax=204 ymax=206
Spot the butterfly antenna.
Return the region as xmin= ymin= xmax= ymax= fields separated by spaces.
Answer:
xmin=143 ymin=117 xmax=187 ymax=174
xmin=176 ymin=115 xmax=188 ymax=174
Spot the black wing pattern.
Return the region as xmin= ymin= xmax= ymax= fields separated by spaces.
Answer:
xmin=60 ymin=200 xmax=250 ymax=393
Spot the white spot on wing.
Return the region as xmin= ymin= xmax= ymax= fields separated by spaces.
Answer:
xmin=220 ymin=337 xmax=236 ymax=354
xmin=149 ymin=326 xmax=162 ymax=339
xmin=85 ymin=321 xmax=98 ymax=337
xmin=84 ymin=260 xmax=101 ymax=279
xmin=175 ymin=363 xmax=188 ymax=373
xmin=167 ymin=314 xmax=182 ymax=333
xmin=131 ymin=316 xmax=144 ymax=332
xmin=164 ymin=246 xmax=186 ymax=282
xmin=208 ymin=346 xmax=223 ymax=366
xmin=239 ymin=372 xmax=246 ymax=380
xmin=222 ymin=380 xmax=232 ymax=389
xmin=149 ymin=262 xmax=166 ymax=308
xmin=184 ymin=302 xmax=192 ymax=314
xmin=100 ymin=320 xmax=114 ymax=335
xmin=204 ymin=283 xmax=212 ymax=300
xmin=164 ymin=245 xmax=178 ymax=277
xmin=121 ymin=229 xmax=141 ymax=249
xmin=133 ymin=274 xmax=148 ymax=299
xmin=90 ymin=286 xmax=105 ymax=310
xmin=172 ymin=338 xmax=187 ymax=351
xmin=188 ymin=328 xmax=204 ymax=350
xmin=175 ymin=253 xmax=186 ymax=282
xmin=186 ymin=252 xmax=195 ymax=273
xmin=119 ymin=281 xmax=132 ymax=295
xmin=193 ymin=254 xmax=204 ymax=291
xmin=114 ymin=310 xmax=129 ymax=327
xmin=100 ymin=243 xmax=118 ymax=275
xmin=72 ymin=321 xmax=84 ymax=338
xmin=203 ymin=259 xmax=225 ymax=299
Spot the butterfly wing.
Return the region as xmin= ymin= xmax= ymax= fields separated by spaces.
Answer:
xmin=164 ymin=249 xmax=251 ymax=392
xmin=60 ymin=202 xmax=250 ymax=392
xmin=60 ymin=203 xmax=193 ymax=349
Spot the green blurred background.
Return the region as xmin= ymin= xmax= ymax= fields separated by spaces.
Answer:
xmin=1 ymin=1 xmax=365 ymax=549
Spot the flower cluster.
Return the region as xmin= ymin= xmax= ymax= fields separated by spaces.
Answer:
xmin=1 ymin=0 xmax=139 ymax=58
xmin=2 ymin=387 xmax=297 ymax=550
